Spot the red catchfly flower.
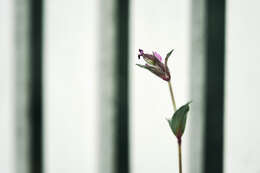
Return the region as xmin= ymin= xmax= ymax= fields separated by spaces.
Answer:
xmin=136 ymin=49 xmax=173 ymax=81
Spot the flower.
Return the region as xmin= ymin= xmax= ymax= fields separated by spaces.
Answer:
xmin=136 ymin=49 xmax=173 ymax=81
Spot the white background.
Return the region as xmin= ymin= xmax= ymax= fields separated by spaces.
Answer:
xmin=224 ymin=0 xmax=260 ymax=172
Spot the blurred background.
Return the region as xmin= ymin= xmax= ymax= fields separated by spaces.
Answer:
xmin=1 ymin=0 xmax=260 ymax=173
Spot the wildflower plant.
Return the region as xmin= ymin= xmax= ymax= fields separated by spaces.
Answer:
xmin=136 ymin=49 xmax=191 ymax=173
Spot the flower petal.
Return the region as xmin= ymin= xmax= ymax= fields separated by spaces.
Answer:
xmin=138 ymin=49 xmax=144 ymax=59
xmin=153 ymin=51 xmax=162 ymax=62
xmin=143 ymin=54 xmax=156 ymax=65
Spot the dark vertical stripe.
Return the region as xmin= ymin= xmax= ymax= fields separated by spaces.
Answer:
xmin=29 ymin=0 xmax=44 ymax=172
xmin=115 ymin=0 xmax=129 ymax=172
xmin=204 ymin=0 xmax=226 ymax=172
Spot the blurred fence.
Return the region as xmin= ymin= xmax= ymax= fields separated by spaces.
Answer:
xmin=1 ymin=0 xmax=260 ymax=173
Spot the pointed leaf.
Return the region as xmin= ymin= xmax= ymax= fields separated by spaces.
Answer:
xmin=167 ymin=118 xmax=175 ymax=136
xmin=165 ymin=49 xmax=174 ymax=67
xmin=168 ymin=101 xmax=191 ymax=138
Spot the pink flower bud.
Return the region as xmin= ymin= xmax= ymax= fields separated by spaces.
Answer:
xmin=136 ymin=49 xmax=173 ymax=81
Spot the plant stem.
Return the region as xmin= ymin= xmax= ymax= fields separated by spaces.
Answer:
xmin=168 ymin=81 xmax=177 ymax=112
xmin=168 ymin=81 xmax=183 ymax=173
xmin=178 ymin=138 xmax=183 ymax=173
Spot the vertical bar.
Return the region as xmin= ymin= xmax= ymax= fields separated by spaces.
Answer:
xmin=190 ymin=0 xmax=226 ymax=172
xmin=15 ymin=1 xmax=32 ymax=172
xmin=99 ymin=0 xmax=129 ymax=172
xmin=15 ymin=0 xmax=43 ymax=173
xmin=99 ymin=0 xmax=117 ymax=172
xmin=204 ymin=0 xmax=226 ymax=172
xmin=115 ymin=0 xmax=129 ymax=172
xmin=29 ymin=0 xmax=44 ymax=172
xmin=189 ymin=0 xmax=207 ymax=172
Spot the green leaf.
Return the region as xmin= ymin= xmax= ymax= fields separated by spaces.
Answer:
xmin=165 ymin=49 xmax=174 ymax=67
xmin=167 ymin=101 xmax=191 ymax=138
xmin=166 ymin=49 xmax=174 ymax=59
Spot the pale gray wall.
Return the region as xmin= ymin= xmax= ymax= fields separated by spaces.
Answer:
xmin=0 ymin=0 xmax=15 ymax=173
xmin=224 ymin=0 xmax=260 ymax=172
xmin=44 ymin=0 xmax=98 ymax=173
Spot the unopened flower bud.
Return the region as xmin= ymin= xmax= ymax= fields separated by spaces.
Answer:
xmin=136 ymin=49 xmax=173 ymax=81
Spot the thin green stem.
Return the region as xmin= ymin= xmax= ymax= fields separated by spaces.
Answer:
xmin=168 ymin=81 xmax=177 ymax=112
xmin=168 ymin=81 xmax=183 ymax=173
xmin=178 ymin=139 xmax=183 ymax=173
